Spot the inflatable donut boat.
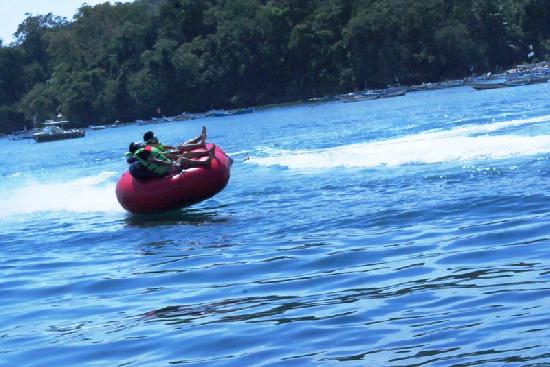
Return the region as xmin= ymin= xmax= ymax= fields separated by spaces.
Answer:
xmin=116 ymin=143 xmax=232 ymax=214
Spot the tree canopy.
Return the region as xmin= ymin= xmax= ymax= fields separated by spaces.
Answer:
xmin=1 ymin=0 xmax=549 ymax=133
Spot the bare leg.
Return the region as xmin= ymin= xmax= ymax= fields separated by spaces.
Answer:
xmin=177 ymin=142 xmax=204 ymax=153
xmin=181 ymin=149 xmax=210 ymax=159
xmin=178 ymin=155 xmax=211 ymax=169
xmin=200 ymin=127 xmax=206 ymax=146
xmin=175 ymin=145 xmax=215 ymax=169
xmin=180 ymin=144 xmax=216 ymax=159
xmin=183 ymin=126 xmax=206 ymax=145
xmin=184 ymin=136 xmax=200 ymax=144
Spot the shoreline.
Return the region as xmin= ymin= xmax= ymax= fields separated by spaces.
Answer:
xmin=6 ymin=60 xmax=550 ymax=138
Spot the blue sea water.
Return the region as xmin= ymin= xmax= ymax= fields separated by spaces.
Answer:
xmin=1 ymin=83 xmax=549 ymax=366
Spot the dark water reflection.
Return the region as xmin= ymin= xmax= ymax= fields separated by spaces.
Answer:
xmin=124 ymin=207 xmax=229 ymax=227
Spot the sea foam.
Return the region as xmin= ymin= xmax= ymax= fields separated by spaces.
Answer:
xmin=249 ymin=115 xmax=550 ymax=170
xmin=1 ymin=172 xmax=123 ymax=217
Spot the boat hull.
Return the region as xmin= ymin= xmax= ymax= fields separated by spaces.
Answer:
xmin=115 ymin=144 xmax=232 ymax=214
xmin=33 ymin=130 xmax=85 ymax=142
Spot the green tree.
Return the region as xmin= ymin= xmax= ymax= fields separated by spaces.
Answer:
xmin=18 ymin=82 xmax=59 ymax=123
xmin=523 ymin=0 xmax=550 ymax=58
xmin=0 ymin=0 xmax=548 ymax=134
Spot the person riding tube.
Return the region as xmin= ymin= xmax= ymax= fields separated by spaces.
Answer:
xmin=143 ymin=126 xmax=206 ymax=157
xmin=128 ymin=141 xmax=215 ymax=178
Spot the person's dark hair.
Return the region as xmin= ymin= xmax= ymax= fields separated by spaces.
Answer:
xmin=129 ymin=142 xmax=142 ymax=153
xmin=143 ymin=131 xmax=155 ymax=142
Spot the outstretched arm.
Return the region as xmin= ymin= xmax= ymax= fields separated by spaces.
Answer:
xmin=147 ymin=156 xmax=173 ymax=167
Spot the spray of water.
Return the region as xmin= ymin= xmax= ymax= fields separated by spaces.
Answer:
xmin=249 ymin=115 xmax=550 ymax=169
xmin=1 ymin=172 xmax=123 ymax=217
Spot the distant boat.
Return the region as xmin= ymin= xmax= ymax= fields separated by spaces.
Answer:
xmin=307 ymin=96 xmax=334 ymax=103
xmin=377 ymin=89 xmax=406 ymax=99
xmin=205 ymin=109 xmax=230 ymax=117
xmin=338 ymin=88 xmax=405 ymax=102
xmin=470 ymin=75 xmax=549 ymax=90
xmin=231 ymin=107 xmax=255 ymax=115
xmin=408 ymin=82 xmax=444 ymax=91
xmin=525 ymin=75 xmax=550 ymax=85
xmin=151 ymin=116 xmax=171 ymax=122
xmin=171 ymin=112 xmax=198 ymax=121
xmin=340 ymin=94 xmax=375 ymax=103
xmin=338 ymin=92 xmax=382 ymax=102
xmin=33 ymin=125 xmax=85 ymax=143
xmin=470 ymin=82 xmax=509 ymax=90
xmin=89 ymin=125 xmax=107 ymax=130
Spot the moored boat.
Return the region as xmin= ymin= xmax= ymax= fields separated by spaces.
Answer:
xmin=89 ymin=125 xmax=108 ymax=130
xmin=525 ymin=76 xmax=550 ymax=85
xmin=470 ymin=82 xmax=509 ymax=90
xmin=470 ymin=75 xmax=549 ymax=90
xmin=205 ymin=109 xmax=230 ymax=117
xmin=377 ymin=88 xmax=406 ymax=99
xmin=32 ymin=125 xmax=85 ymax=143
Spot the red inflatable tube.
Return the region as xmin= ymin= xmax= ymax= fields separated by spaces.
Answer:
xmin=116 ymin=143 xmax=232 ymax=214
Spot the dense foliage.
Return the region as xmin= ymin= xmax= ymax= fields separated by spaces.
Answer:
xmin=1 ymin=0 xmax=549 ymax=132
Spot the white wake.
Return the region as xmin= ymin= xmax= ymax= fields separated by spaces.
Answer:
xmin=1 ymin=172 xmax=123 ymax=217
xmin=249 ymin=115 xmax=550 ymax=169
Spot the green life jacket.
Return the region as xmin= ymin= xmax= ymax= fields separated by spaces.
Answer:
xmin=135 ymin=145 xmax=170 ymax=175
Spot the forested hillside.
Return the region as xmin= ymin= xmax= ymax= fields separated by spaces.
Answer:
xmin=1 ymin=0 xmax=548 ymax=133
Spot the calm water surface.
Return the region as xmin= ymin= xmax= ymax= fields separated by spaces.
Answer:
xmin=2 ymin=84 xmax=549 ymax=366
